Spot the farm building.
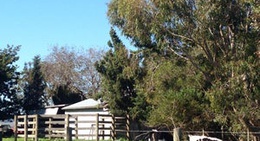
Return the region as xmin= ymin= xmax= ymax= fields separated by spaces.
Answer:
xmin=29 ymin=104 xmax=67 ymax=115
xmin=61 ymin=98 xmax=121 ymax=140
xmin=189 ymin=135 xmax=222 ymax=141
xmin=14 ymin=98 xmax=130 ymax=141
xmin=62 ymin=98 xmax=108 ymax=115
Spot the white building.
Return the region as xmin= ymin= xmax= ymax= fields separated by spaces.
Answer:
xmin=62 ymin=99 xmax=113 ymax=140
xmin=189 ymin=135 xmax=222 ymax=141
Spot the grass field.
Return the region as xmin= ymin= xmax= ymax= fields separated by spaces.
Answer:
xmin=2 ymin=138 xmax=126 ymax=141
xmin=2 ymin=138 xmax=90 ymax=141
xmin=3 ymin=138 xmax=68 ymax=141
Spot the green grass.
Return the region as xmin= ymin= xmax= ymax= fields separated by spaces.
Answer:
xmin=3 ymin=138 xmax=30 ymax=141
xmin=3 ymin=138 xmax=87 ymax=141
xmin=3 ymin=138 xmax=53 ymax=141
xmin=2 ymin=138 xmax=127 ymax=141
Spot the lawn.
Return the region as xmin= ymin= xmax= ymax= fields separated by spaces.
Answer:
xmin=2 ymin=138 xmax=125 ymax=141
xmin=2 ymin=138 xmax=86 ymax=141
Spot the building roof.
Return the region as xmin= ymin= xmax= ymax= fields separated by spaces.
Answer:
xmin=62 ymin=98 xmax=103 ymax=110
xmin=189 ymin=135 xmax=222 ymax=141
xmin=45 ymin=104 xmax=67 ymax=108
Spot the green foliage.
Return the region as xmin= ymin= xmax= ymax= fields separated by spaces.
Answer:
xmin=137 ymin=56 xmax=212 ymax=130
xmin=148 ymin=89 xmax=208 ymax=129
xmin=95 ymin=28 xmax=145 ymax=116
xmin=207 ymin=59 xmax=260 ymax=131
xmin=51 ymin=85 xmax=85 ymax=105
xmin=130 ymin=90 xmax=151 ymax=121
xmin=0 ymin=45 xmax=21 ymax=120
xmin=108 ymin=0 xmax=260 ymax=139
xmin=21 ymin=56 xmax=47 ymax=114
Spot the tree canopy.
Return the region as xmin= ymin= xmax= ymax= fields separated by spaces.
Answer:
xmin=108 ymin=0 xmax=260 ymax=139
xmin=95 ymin=28 xmax=145 ymax=116
xmin=21 ymin=55 xmax=47 ymax=114
xmin=42 ymin=46 xmax=104 ymax=104
xmin=0 ymin=1 xmax=259 ymax=140
xmin=0 ymin=45 xmax=21 ymax=120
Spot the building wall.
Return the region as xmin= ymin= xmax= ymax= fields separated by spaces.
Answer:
xmin=65 ymin=109 xmax=112 ymax=140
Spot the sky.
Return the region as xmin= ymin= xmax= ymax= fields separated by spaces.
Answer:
xmin=0 ymin=0 xmax=130 ymax=70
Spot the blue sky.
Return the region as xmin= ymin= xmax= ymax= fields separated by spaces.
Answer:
xmin=0 ymin=0 xmax=130 ymax=70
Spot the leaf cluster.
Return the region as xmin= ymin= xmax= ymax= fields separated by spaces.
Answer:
xmin=107 ymin=0 xmax=260 ymax=138
xmin=0 ymin=45 xmax=21 ymax=119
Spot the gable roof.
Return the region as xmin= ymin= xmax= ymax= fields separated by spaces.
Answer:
xmin=62 ymin=98 xmax=102 ymax=110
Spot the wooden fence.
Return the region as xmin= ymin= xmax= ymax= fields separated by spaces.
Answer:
xmin=13 ymin=114 xmax=130 ymax=141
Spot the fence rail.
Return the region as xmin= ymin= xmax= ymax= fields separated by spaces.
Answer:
xmin=13 ymin=114 xmax=130 ymax=141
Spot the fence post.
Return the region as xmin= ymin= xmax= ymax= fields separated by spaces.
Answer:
xmin=14 ymin=115 xmax=18 ymax=141
xmin=24 ymin=115 xmax=28 ymax=141
xmin=65 ymin=114 xmax=72 ymax=141
xmin=75 ymin=116 xmax=78 ymax=140
xmin=247 ymin=128 xmax=249 ymax=141
xmin=35 ymin=115 xmax=38 ymax=141
xmin=102 ymin=118 xmax=105 ymax=140
xmin=111 ymin=115 xmax=115 ymax=141
xmin=173 ymin=128 xmax=181 ymax=141
xmin=0 ymin=125 xmax=2 ymax=141
xmin=126 ymin=114 xmax=130 ymax=140
xmin=221 ymin=126 xmax=224 ymax=140
xmin=48 ymin=117 xmax=52 ymax=140
xmin=96 ymin=113 xmax=99 ymax=141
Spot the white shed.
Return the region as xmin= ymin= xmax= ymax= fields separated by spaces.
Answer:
xmin=62 ymin=99 xmax=112 ymax=140
xmin=62 ymin=98 xmax=108 ymax=115
xmin=189 ymin=135 xmax=222 ymax=141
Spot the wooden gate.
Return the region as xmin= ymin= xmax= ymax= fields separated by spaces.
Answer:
xmin=13 ymin=114 xmax=130 ymax=141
